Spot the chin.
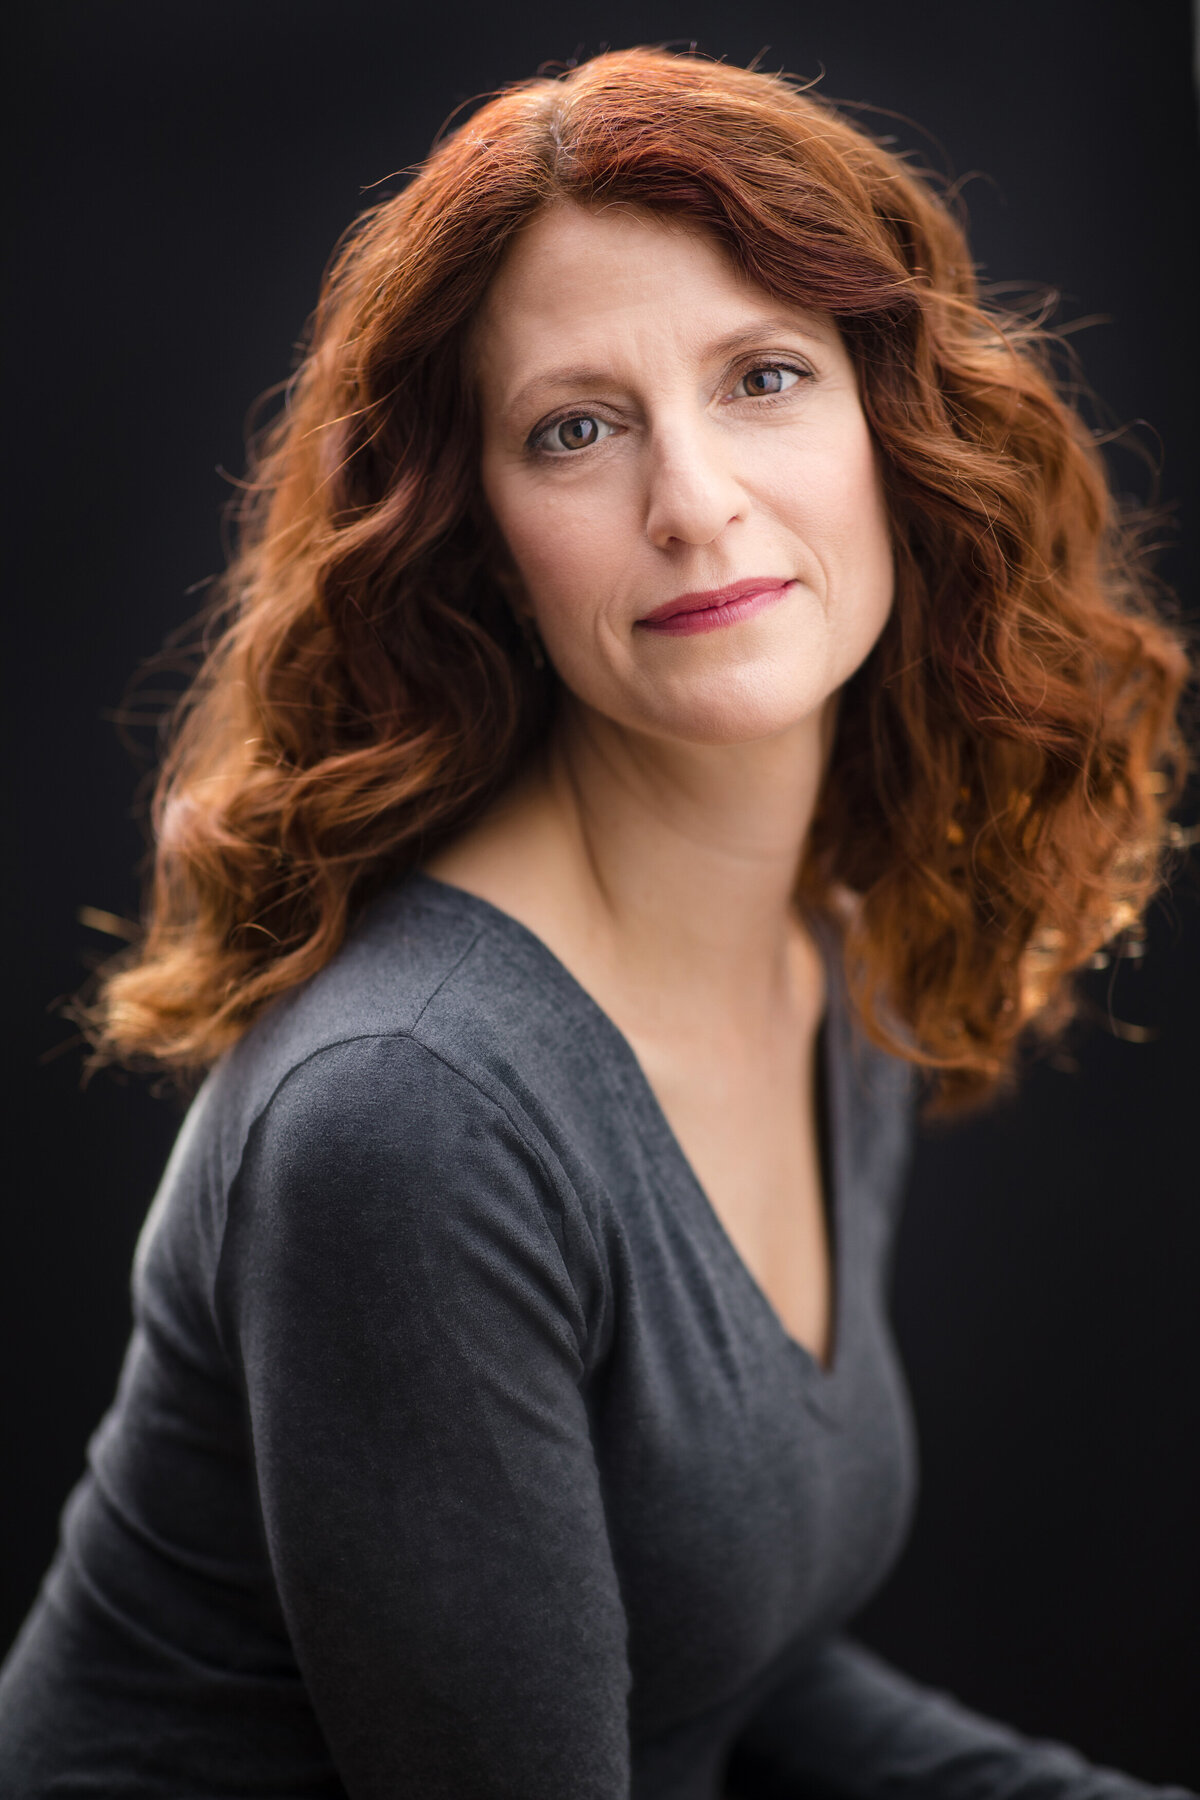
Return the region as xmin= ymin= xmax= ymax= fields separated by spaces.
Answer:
xmin=641 ymin=679 xmax=828 ymax=748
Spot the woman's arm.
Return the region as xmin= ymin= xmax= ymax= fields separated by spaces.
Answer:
xmin=215 ymin=1032 xmax=631 ymax=1800
xmin=726 ymin=1634 xmax=1196 ymax=1799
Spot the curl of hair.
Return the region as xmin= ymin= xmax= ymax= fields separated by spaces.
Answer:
xmin=82 ymin=46 xmax=1196 ymax=1119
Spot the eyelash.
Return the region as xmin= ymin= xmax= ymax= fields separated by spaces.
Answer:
xmin=526 ymin=360 xmax=814 ymax=459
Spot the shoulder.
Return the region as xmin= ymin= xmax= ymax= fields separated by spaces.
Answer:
xmin=214 ymin=1033 xmax=608 ymax=1377
xmin=200 ymin=872 xmax=559 ymax=1162
xmin=235 ymin=1031 xmax=571 ymax=1245
xmin=192 ymin=873 xmax=631 ymax=1218
xmin=158 ymin=875 xmax=615 ymax=1336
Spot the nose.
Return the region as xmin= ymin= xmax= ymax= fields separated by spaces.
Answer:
xmin=642 ymin=419 xmax=745 ymax=550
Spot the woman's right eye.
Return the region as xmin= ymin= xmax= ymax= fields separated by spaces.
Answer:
xmin=532 ymin=414 xmax=615 ymax=455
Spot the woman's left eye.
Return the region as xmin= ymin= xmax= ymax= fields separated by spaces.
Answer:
xmin=733 ymin=365 xmax=805 ymax=399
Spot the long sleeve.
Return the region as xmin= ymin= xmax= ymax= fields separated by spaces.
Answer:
xmin=7 ymin=874 xmax=1184 ymax=1799
xmin=726 ymin=1635 xmax=1196 ymax=1799
xmin=214 ymin=1032 xmax=631 ymax=1800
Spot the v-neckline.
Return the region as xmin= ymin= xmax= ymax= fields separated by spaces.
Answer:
xmin=406 ymin=869 xmax=849 ymax=1387
xmin=623 ymin=911 xmax=847 ymax=1385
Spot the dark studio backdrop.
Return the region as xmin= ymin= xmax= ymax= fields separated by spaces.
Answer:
xmin=7 ymin=0 xmax=1200 ymax=1782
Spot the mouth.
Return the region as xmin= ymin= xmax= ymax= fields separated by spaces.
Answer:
xmin=636 ymin=577 xmax=795 ymax=637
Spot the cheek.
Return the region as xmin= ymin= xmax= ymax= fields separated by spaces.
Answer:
xmin=485 ymin=464 xmax=606 ymax=601
xmin=780 ymin=419 xmax=882 ymax=530
xmin=768 ymin=419 xmax=892 ymax=595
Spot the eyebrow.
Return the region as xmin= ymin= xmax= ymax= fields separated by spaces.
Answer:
xmin=502 ymin=315 xmax=830 ymax=418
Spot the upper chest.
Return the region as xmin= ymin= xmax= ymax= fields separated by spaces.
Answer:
xmin=620 ymin=1011 xmax=835 ymax=1367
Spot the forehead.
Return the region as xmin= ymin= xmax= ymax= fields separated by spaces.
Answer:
xmin=470 ymin=202 xmax=836 ymax=411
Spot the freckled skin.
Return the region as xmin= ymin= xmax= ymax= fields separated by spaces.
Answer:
xmin=472 ymin=201 xmax=895 ymax=749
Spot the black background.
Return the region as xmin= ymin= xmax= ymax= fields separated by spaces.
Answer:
xmin=7 ymin=0 xmax=1200 ymax=1784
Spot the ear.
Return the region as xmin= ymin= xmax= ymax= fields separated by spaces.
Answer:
xmin=489 ymin=545 xmax=536 ymax=622
xmin=469 ymin=488 xmax=532 ymax=617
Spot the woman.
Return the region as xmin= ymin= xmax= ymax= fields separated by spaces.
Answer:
xmin=0 ymin=45 xmax=1194 ymax=1800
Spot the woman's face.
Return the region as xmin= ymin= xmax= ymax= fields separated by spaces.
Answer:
xmin=472 ymin=202 xmax=895 ymax=747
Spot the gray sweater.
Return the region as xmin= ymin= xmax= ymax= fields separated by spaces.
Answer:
xmin=0 ymin=871 xmax=1190 ymax=1798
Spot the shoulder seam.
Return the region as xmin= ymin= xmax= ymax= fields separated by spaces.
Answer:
xmin=213 ymin=986 xmax=597 ymax=1361
xmin=226 ymin=917 xmax=488 ymax=1195
xmin=408 ymin=920 xmax=486 ymax=1035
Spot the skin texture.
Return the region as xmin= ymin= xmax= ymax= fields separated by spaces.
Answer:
xmin=425 ymin=202 xmax=895 ymax=1362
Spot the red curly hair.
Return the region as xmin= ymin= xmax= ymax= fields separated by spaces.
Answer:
xmin=84 ymin=46 xmax=1196 ymax=1119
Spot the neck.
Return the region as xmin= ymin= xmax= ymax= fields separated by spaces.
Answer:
xmin=460 ymin=694 xmax=838 ymax=1039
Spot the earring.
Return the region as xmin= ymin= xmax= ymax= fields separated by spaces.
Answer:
xmin=516 ymin=609 xmax=546 ymax=670
xmin=493 ymin=558 xmax=546 ymax=671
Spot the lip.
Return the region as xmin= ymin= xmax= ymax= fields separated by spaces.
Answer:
xmin=636 ymin=576 xmax=794 ymax=636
